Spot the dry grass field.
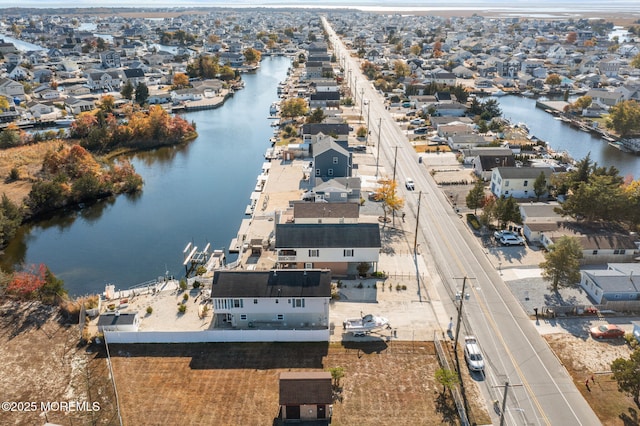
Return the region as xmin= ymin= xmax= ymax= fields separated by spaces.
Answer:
xmin=544 ymin=333 xmax=639 ymax=426
xmin=109 ymin=340 xmax=487 ymax=426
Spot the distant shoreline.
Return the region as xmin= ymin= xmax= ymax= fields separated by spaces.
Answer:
xmin=0 ymin=5 xmax=638 ymax=26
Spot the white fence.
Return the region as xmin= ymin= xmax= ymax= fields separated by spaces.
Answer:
xmin=104 ymin=328 xmax=330 ymax=344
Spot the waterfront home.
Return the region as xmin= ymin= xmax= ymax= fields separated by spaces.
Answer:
xmin=210 ymin=269 xmax=331 ymax=331
xmin=86 ymin=71 xmax=122 ymax=91
xmin=100 ymin=50 xmax=122 ymax=69
xmin=312 ymin=177 xmax=362 ymax=203
xmin=279 ymin=372 xmax=332 ymax=423
xmin=292 ymin=201 xmax=359 ymax=224
xmin=64 ymin=96 xmax=96 ymax=115
xmin=447 ymin=134 xmax=492 ymax=151
xmin=309 ymin=91 xmax=340 ymax=109
xmin=301 ymin=123 xmax=350 ymax=145
xmin=312 ymin=136 xmax=352 ymax=179
xmin=585 ymin=88 xmax=624 ymax=108
xmin=0 ymin=77 xmax=26 ymax=100
xmin=490 ymin=167 xmax=553 ymax=199
xmin=122 ymin=68 xmax=145 ymax=87
xmin=275 ymin=222 xmax=381 ymax=275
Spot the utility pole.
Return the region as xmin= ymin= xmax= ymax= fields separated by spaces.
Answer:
xmin=365 ymin=101 xmax=371 ymax=145
xmin=392 ymin=146 xmax=399 ymax=226
xmin=493 ymin=381 xmax=523 ymax=426
xmin=359 ymin=87 xmax=365 ymax=123
xmin=413 ymin=191 xmax=422 ymax=253
xmin=375 ymin=117 xmax=382 ymax=177
xmin=453 ymin=276 xmax=469 ymax=356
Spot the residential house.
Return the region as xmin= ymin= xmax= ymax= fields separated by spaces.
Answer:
xmin=518 ymin=201 xmax=569 ymax=243
xmin=0 ymin=77 xmax=26 ymax=100
xmin=5 ymin=64 xmax=31 ymax=81
xmin=86 ymin=71 xmax=122 ymax=91
xmin=100 ymin=50 xmax=122 ymax=69
xmin=586 ymin=88 xmax=624 ymax=108
xmin=302 ymin=123 xmax=350 ymax=145
xmin=539 ymin=223 xmax=640 ymax=264
xmin=292 ymin=202 xmax=359 ymax=224
xmin=26 ymin=100 xmax=56 ymax=119
xmin=64 ymin=96 xmax=96 ymax=115
xmin=580 ymin=263 xmax=640 ymax=306
xmin=312 ymin=137 xmax=352 ymax=179
xmin=210 ymin=269 xmax=331 ymax=332
xmin=447 ymin=134 xmax=492 ymax=151
xmin=490 ymin=167 xmax=553 ymax=199
xmin=432 ymin=101 xmax=467 ymax=117
xmin=598 ymin=57 xmax=621 ymax=78
xmin=275 ymin=222 xmax=381 ymax=275
xmin=312 ymin=177 xmax=361 ymax=203
xmin=122 ymin=68 xmax=146 ymax=87
xmin=279 ymin=372 xmax=332 ymax=423
xmin=309 ymin=92 xmax=340 ymax=109
xmin=460 ymin=147 xmax=515 ymax=180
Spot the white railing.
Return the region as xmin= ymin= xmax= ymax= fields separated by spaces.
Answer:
xmin=104 ymin=328 xmax=330 ymax=344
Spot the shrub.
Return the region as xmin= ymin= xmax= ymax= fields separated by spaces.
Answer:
xmin=396 ymin=284 xmax=402 ymax=291
xmin=401 ymin=285 xmax=407 ymax=290
xmin=336 ymin=280 xmax=342 ymax=288
xmin=146 ymin=306 xmax=153 ymax=314
xmin=178 ymin=304 xmax=187 ymax=313
xmin=7 ymin=167 xmax=19 ymax=181
xmin=179 ymin=279 xmax=187 ymax=291
xmin=183 ymin=293 xmax=189 ymax=301
xmin=467 ymin=213 xmax=482 ymax=230
xmin=193 ymin=281 xmax=201 ymax=289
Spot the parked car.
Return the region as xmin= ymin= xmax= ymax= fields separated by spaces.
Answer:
xmin=494 ymin=230 xmax=517 ymax=240
xmin=590 ymin=324 xmax=625 ymax=339
xmin=464 ymin=336 xmax=485 ymax=372
xmin=499 ymin=235 xmax=525 ymax=246
xmin=414 ymin=127 xmax=428 ymax=134
xmin=410 ymin=118 xmax=425 ymax=126
xmin=405 ymin=178 xmax=415 ymax=191
xmin=353 ymin=145 xmax=367 ymax=152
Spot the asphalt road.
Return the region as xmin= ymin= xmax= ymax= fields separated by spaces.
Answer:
xmin=323 ymin=17 xmax=601 ymax=426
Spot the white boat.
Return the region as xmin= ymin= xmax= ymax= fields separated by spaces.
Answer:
xmin=492 ymin=90 xmax=506 ymax=97
xmin=269 ymin=102 xmax=279 ymax=116
xmin=343 ymin=314 xmax=390 ymax=335
xmin=54 ymin=118 xmax=76 ymax=127
xmin=521 ymin=90 xmax=534 ymax=97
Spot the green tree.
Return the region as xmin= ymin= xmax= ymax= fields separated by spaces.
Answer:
xmin=306 ymin=107 xmax=326 ymax=124
xmin=328 ymin=366 xmax=344 ymax=387
xmin=280 ymin=98 xmax=308 ymax=119
xmin=356 ymin=126 xmax=368 ymax=138
xmin=559 ymin=174 xmax=626 ymax=222
xmin=434 ymin=367 xmax=459 ymax=396
xmin=0 ymin=96 xmax=9 ymax=110
xmin=607 ymin=100 xmax=640 ymax=137
xmin=539 ymin=236 xmax=583 ymax=292
xmin=533 ymin=172 xmax=548 ymax=201
xmin=243 ymin=47 xmax=261 ymax=64
xmin=410 ymin=44 xmax=422 ymax=56
xmin=631 ymin=53 xmax=640 ymax=69
xmin=135 ymin=82 xmax=149 ymax=106
xmin=545 ymin=73 xmax=561 ymax=88
xmin=466 ymin=179 xmax=485 ymax=214
xmin=39 ymin=267 xmax=67 ymax=304
xmin=393 ymin=60 xmax=410 ymax=78
xmin=492 ymin=195 xmax=521 ymax=228
xmin=0 ymin=194 xmax=23 ymax=248
xmin=611 ymin=348 xmax=640 ymax=407
xmin=121 ymin=80 xmax=134 ymax=100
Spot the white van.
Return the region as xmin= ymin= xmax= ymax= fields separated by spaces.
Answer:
xmin=405 ymin=178 xmax=415 ymax=191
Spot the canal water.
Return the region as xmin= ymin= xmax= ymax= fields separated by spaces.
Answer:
xmin=0 ymin=56 xmax=291 ymax=296
xmin=495 ymin=95 xmax=639 ymax=179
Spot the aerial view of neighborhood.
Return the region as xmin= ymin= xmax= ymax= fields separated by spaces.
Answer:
xmin=1 ymin=1 xmax=640 ymax=425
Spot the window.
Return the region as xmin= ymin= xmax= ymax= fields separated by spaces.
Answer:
xmin=315 ymin=169 xmax=320 ymax=176
xmin=614 ymin=249 xmax=626 ymax=255
xmin=328 ymin=168 xmax=334 ymax=176
xmin=333 ymin=156 xmax=338 ymax=164
xmin=343 ymin=249 xmax=354 ymax=257
xmin=523 ymin=180 xmax=528 ymax=187
xmin=292 ymin=298 xmax=305 ymax=308
xmin=504 ymin=180 xmax=509 ymax=187
xmin=277 ymin=314 xmax=284 ymax=320
xmin=233 ymin=299 xmax=243 ymax=308
xmin=304 ymin=262 xmax=313 ymax=269
xmin=309 ymin=249 xmax=319 ymax=257
xmin=240 ymin=314 xmax=247 ymax=320
xmin=253 ymin=299 xmax=258 ymax=304
xmin=592 ymin=250 xmax=598 ymax=255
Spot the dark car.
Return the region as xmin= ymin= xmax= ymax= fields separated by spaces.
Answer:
xmin=590 ymin=324 xmax=625 ymax=339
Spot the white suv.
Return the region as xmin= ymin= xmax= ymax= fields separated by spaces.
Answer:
xmin=405 ymin=178 xmax=415 ymax=191
xmin=499 ymin=234 xmax=525 ymax=246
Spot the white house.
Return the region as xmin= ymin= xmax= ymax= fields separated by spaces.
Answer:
xmin=210 ymin=269 xmax=331 ymax=333
xmin=275 ymin=222 xmax=381 ymax=276
xmin=490 ymin=167 xmax=553 ymax=199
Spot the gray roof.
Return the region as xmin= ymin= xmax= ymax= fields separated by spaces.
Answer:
xmin=583 ymin=270 xmax=640 ymax=295
xmin=294 ymin=202 xmax=359 ymax=219
xmin=276 ymin=223 xmax=381 ymax=249
xmin=211 ymin=270 xmax=331 ymax=298
xmin=495 ymin=167 xmax=554 ymax=179
xmin=313 ymin=137 xmax=349 ymax=157
xmin=302 ymin=123 xmax=349 ymax=136
xmin=97 ymin=312 xmax=138 ymax=326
